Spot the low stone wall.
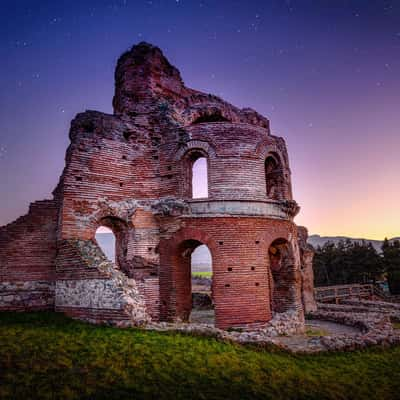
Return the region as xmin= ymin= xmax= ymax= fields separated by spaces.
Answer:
xmin=318 ymin=300 xmax=400 ymax=322
xmin=145 ymin=303 xmax=399 ymax=353
xmin=252 ymin=310 xmax=305 ymax=336
xmin=0 ymin=281 xmax=54 ymax=311
xmin=147 ymin=310 xmax=305 ymax=346
xmin=342 ymin=299 xmax=400 ymax=312
xmin=306 ymin=301 xmax=400 ymax=351
xmin=56 ymin=276 xmax=149 ymax=326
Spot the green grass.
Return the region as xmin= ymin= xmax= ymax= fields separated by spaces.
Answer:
xmin=192 ymin=271 xmax=212 ymax=278
xmin=1 ymin=313 xmax=400 ymax=400
xmin=394 ymin=322 xmax=400 ymax=330
xmin=305 ymin=327 xmax=329 ymax=337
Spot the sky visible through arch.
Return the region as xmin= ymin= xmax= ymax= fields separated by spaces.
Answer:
xmin=0 ymin=1 xmax=399 ymax=240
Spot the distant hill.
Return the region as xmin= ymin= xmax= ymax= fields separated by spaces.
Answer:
xmin=308 ymin=235 xmax=400 ymax=252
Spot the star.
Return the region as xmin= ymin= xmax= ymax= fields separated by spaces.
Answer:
xmin=0 ymin=146 xmax=7 ymax=160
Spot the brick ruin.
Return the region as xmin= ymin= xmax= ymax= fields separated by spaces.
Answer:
xmin=0 ymin=42 xmax=316 ymax=330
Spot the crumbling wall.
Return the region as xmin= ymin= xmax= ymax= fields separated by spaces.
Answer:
xmin=55 ymin=239 xmax=149 ymax=326
xmin=0 ymin=200 xmax=58 ymax=310
xmin=298 ymin=226 xmax=317 ymax=313
xmin=0 ymin=42 xmax=310 ymax=332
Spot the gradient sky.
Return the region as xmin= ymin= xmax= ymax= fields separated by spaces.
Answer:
xmin=0 ymin=0 xmax=399 ymax=239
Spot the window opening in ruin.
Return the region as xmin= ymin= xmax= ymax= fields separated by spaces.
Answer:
xmin=190 ymin=244 xmax=214 ymax=325
xmin=265 ymin=154 xmax=284 ymax=200
xmin=192 ymin=157 xmax=208 ymax=198
xmin=95 ymin=226 xmax=116 ymax=264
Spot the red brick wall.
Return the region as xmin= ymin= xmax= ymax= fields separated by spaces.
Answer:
xmin=57 ymin=111 xmax=160 ymax=241
xmin=0 ymin=200 xmax=58 ymax=282
xmin=0 ymin=43 xmax=308 ymax=329
xmin=159 ymin=123 xmax=292 ymax=202
xmin=0 ymin=200 xmax=58 ymax=310
xmin=159 ymin=217 xmax=301 ymax=329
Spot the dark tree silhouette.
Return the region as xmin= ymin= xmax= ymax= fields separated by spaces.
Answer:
xmin=382 ymin=238 xmax=400 ymax=295
xmin=313 ymin=239 xmax=383 ymax=287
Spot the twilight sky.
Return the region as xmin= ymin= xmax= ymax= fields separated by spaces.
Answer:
xmin=0 ymin=0 xmax=399 ymax=239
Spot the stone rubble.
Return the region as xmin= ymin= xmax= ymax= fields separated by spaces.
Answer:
xmin=144 ymin=301 xmax=400 ymax=353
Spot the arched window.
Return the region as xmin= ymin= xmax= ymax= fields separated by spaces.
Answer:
xmin=265 ymin=154 xmax=284 ymax=200
xmin=95 ymin=226 xmax=116 ymax=264
xmin=192 ymin=157 xmax=208 ymax=198
xmin=94 ymin=216 xmax=129 ymax=273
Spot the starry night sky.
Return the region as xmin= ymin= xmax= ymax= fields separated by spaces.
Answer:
xmin=0 ymin=0 xmax=399 ymax=239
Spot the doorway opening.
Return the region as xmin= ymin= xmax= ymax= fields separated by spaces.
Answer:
xmin=190 ymin=244 xmax=214 ymax=324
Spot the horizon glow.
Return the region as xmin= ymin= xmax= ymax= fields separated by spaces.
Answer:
xmin=0 ymin=1 xmax=399 ymax=240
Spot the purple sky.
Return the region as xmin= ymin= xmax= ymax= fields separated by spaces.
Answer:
xmin=1 ymin=1 xmax=399 ymax=239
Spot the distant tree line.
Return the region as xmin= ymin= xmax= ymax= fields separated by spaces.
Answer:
xmin=313 ymin=238 xmax=400 ymax=294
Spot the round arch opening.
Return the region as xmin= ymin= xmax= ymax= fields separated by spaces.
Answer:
xmin=94 ymin=216 xmax=129 ymax=273
xmin=183 ymin=149 xmax=209 ymax=199
xmin=174 ymin=239 xmax=214 ymax=325
xmin=268 ymin=238 xmax=297 ymax=313
xmin=191 ymin=244 xmax=213 ymax=323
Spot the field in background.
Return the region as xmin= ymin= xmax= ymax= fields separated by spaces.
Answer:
xmin=1 ymin=312 xmax=400 ymax=400
xmin=192 ymin=271 xmax=212 ymax=278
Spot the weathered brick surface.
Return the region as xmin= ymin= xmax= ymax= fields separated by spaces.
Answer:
xmin=298 ymin=226 xmax=318 ymax=313
xmin=0 ymin=200 xmax=58 ymax=311
xmin=0 ymin=42 xmax=315 ymax=329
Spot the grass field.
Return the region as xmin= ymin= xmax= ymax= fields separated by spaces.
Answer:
xmin=1 ymin=312 xmax=400 ymax=400
xmin=192 ymin=271 xmax=212 ymax=278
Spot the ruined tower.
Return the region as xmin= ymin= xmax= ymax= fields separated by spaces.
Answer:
xmin=0 ymin=43 xmax=314 ymax=329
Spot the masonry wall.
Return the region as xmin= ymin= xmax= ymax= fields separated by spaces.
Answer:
xmin=0 ymin=42 xmax=310 ymax=330
xmin=159 ymin=123 xmax=292 ymax=202
xmin=57 ymin=111 xmax=160 ymax=241
xmin=159 ymin=216 xmax=302 ymax=329
xmin=0 ymin=200 xmax=58 ymax=311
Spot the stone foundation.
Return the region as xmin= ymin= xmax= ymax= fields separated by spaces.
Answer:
xmin=0 ymin=281 xmax=54 ymax=311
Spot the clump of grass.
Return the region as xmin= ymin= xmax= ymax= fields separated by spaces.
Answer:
xmin=226 ymin=327 xmax=243 ymax=333
xmin=393 ymin=322 xmax=400 ymax=330
xmin=192 ymin=271 xmax=212 ymax=278
xmin=305 ymin=327 xmax=329 ymax=337
xmin=0 ymin=312 xmax=400 ymax=400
